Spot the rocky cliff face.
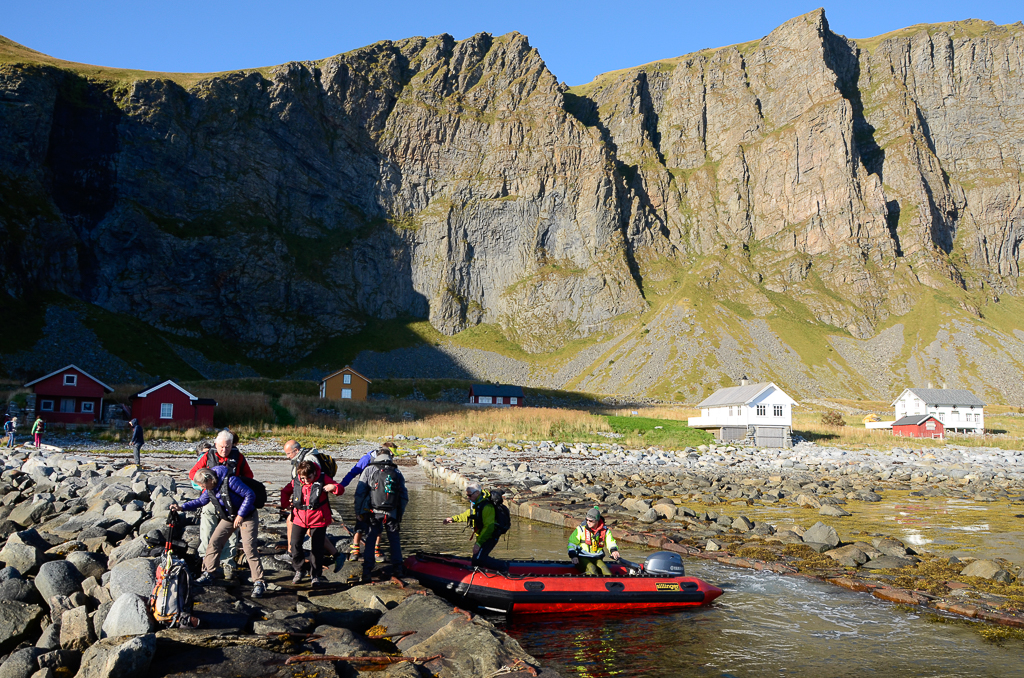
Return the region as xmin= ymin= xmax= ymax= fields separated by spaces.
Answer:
xmin=1 ymin=12 xmax=1024 ymax=400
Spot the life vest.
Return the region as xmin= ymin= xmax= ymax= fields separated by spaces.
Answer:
xmin=207 ymin=447 xmax=242 ymax=476
xmin=575 ymin=521 xmax=608 ymax=557
xmin=291 ymin=472 xmax=329 ymax=511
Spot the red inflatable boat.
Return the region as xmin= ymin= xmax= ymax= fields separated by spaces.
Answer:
xmin=404 ymin=552 xmax=723 ymax=614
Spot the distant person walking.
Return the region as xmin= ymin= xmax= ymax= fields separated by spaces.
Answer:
xmin=128 ymin=418 xmax=144 ymax=466
xmin=31 ymin=416 xmax=44 ymax=448
xmin=354 ymin=446 xmax=408 ymax=582
xmin=3 ymin=417 xmax=15 ymax=448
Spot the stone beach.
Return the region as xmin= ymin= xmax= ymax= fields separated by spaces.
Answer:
xmin=0 ymin=443 xmax=558 ymax=678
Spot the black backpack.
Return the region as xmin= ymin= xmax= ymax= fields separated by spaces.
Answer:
xmin=216 ymin=471 xmax=267 ymax=513
xmin=369 ymin=460 xmax=400 ymax=511
xmin=491 ymin=493 xmax=512 ymax=537
xmin=293 ymin=448 xmax=338 ymax=478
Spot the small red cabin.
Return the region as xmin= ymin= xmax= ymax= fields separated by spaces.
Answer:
xmin=892 ymin=414 xmax=944 ymax=439
xmin=24 ymin=365 xmax=113 ymax=424
xmin=468 ymin=384 xmax=525 ymax=407
xmin=130 ymin=380 xmax=217 ymax=428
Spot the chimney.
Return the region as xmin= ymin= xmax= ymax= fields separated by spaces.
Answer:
xmin=927 ymin=381 xmax=933 ymax=389
xmin=942 ymin=382 xmax=947 ymax=389
xmin=740 ymin=375 xmax=749 ymax=386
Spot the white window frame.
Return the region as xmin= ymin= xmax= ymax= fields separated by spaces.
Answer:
xmin=756 ymin=405 xmax=766 ymax=416
xmin=160 ymin=403 xmax=173 ymax=419
xmin=40 ymin=399 xmax=54 ymax=412
xmin=478 ymin=396 xmax=493 ymax=404
xmin=510 ymin=397 xmax=518 ymax=405
xmin=60 ymin=398 xmax=76 ymax=413
xmin=80 ymin=401 xmax=95 ymax=414
xmin=343 ymin=374 xmax=352 ymax=384
xmin=64 ymin=374 xmax=77 ymax=386
xmin=774 ymin=405 xmax=783 ymax=417
xmin=341 ymin=388 xmax=352 ymax=399
xmin=496 ymin=397 xmax=504 ymax=404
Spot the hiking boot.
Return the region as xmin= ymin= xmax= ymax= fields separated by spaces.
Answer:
xmin=274 ymin=553 xmax=293 ymax=564
xmin=252 ymin=580 xmax=266 ymax=598
xmin=194 ymin=572 xmax=214 ymax=586
xmin=310 ymin=577 xmax=324 ymax=588
xmin=292 ymin=570 xmax=304 ymax=584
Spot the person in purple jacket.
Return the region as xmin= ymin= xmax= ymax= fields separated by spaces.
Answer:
xmin=171 ymin=466 xmax=266 ymax=598
xmin=340 ymin=443 xmax=395 ymax=561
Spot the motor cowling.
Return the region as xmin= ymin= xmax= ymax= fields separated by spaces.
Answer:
xmin=643 ymin=551 xmax=685 ymax=577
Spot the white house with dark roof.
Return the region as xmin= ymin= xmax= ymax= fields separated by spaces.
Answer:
xmin=892 ymin=388 xmax=985 ymax=433
xmin=688 ymin=379 xmax=797 ymax=447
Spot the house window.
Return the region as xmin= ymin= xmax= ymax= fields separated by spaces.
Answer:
xmin=60 ymin=398 xmax=76 ymax=413
xmin=343 ymin=374 xmax=352 ymax=384
xmin=81 ymin=401 xmax=95 ymax=414
xmin=774 ymin=405 xmax=783 ymax=417
xmin=341 ymin=389 xmax=352 ymax=399
xmin=937 ymin=413 xmax=944 ymax=422
xmin=926 ymin=421 xmax=936 ymax=430
xmin=40 ymin=400 xmax=54 ymax=411
xmin=952 ymin=410 xmax=959 ymax=421
xmin=160 ymin=403 xmax=173 ymax=419
xmin=64 ymin=374 xmax=77 ymax=386
xmin=756 ymin=405 xmax=766 ymax=416
xmin=510 ymin=397 xmax=518 ymax=405
xmin=496 ymin=397 xmax=504 ymax=404
xmin=975 ymin=414 xmax=981 ymax=423
xmin=478 ymin=396 xmax=492 ymax=404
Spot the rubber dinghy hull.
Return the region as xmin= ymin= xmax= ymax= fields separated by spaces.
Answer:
xmin=404 ymin=553 xmax=723 ymax=614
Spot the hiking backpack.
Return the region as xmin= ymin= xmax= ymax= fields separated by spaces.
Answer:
xmin=149 ymin=553 xmax=198 ymax=628
xmin=369 ymin=461 xmax=400 ymax=512
xmin=309 ymin=448 xmax=338 ymax=477
xmin=492 ymin=493 xmax=512 ymax=537
xmin=216 ymin=473 xmax=267 ymax=512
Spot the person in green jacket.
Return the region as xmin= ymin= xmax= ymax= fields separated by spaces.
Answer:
xmin=31 ymin=416 xmax=44 ymax=448
xmin=443 ymin=482 xmax=508 ymax=572
xmin=568 ymin=506 xmax=621 ymax=575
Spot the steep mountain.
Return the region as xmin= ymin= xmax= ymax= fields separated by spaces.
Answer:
xmin=1 ymin=11 xmax=1023 ymax=402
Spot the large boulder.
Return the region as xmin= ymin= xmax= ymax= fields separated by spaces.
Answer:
xmin=107 ymin=538 xmax=149 ymax=568
xmin=0 ymin=600 xmax=44 ymax=654
xmin=0 ymin=542 xmax=42 ymax=575
xmin=803 ymin=522 xmax=840 ymax=548
xmin=108 ymin=559 xmax=157 ymax=601
xmin=0 ymin=577 xmax=40 ymax=603
xmin=819 ymin=505 xmax=851 ymax=517
xmin=0 ymin=647 xmax=45 ymax=678
xmin=74 ymin=633 xmax=155 ymax=678
xmin=60 ymin=605 xmax=95 ymax=651
xmin=101 ymin=594 xmax=153 ymax=638
xmin=961 ymin=559 xmax=1012 ymax=581
xmin=66 ymin=552 xmax=106 ymax=581
xmin=8 ymin=499 xmax=51 ymax=527
xmin=35 ymin=560 xmax=84 ymax=605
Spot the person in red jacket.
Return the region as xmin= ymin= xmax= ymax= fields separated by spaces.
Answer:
xmin=281 ymin=459 xmax=341 ymax=587
xmin=187 ymin=431 xmax=254 ymax=577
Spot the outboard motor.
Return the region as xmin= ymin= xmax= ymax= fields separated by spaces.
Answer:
xmin=643 ymin=551 xmax=685 ymax=577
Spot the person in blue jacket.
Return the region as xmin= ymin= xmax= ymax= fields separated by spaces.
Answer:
xmin=340 ymin=443 xmax=396 ymax=561
xmin=171 ymin=466 xmax=266 ymax=598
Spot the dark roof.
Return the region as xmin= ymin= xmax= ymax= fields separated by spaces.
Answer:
xmin=905 ymin=388 xmax=985 ymax=408
xmin=893 ymin=415 xmax=942 ymax=427
xmin=470 ymin=384 xmax=525 ymax=398
xmin=195 ymin=398 xmax=218 ymax=406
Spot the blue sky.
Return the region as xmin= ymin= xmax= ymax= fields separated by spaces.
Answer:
xmin=5 ymin=1 xmax=1020 ymax=86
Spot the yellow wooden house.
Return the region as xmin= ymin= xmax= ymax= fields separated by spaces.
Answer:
xmin=319 ymin=366 xmax=371 ymax=401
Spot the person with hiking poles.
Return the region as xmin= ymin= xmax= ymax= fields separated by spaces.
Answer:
xmin=443 ymin=482 xmax=511 ymax=572
xmin=353 ymin=446 xmax=408 ymax=582
xmin=170 ymin=466 xmax=267 ymax=598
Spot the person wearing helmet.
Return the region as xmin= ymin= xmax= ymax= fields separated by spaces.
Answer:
xmin=567 ymin=506 xmax=620 ymax=575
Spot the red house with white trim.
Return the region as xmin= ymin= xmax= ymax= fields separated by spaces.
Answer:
xmin=129 ymin=380 xmax=217 ymax=428
xmin=468 ymin=384 xmax=525 ymax=407
xmin=24 ymin=365 xmax=113 ymax=424
xmin=892 ymin=414 xmax=945 ymax=439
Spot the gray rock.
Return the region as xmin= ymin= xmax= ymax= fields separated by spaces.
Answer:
xmin=639 ymin=508 xmax=659 ymax=523
xmin=803 ymin=521 xmax=840 ymax=548
xmin=872 ymin=537 xmax=909 ymax=558
xmin=0 ymin=600 xmax=44 ymax=654
xmin=960 ymin=559 xmax=1010 ymax=581
xmin=36 ymin=649 xmax=81 ymax=674
xmin=732 ymin=516 xmax=754 ymax=531
xmin=0 ymin=542 xmax=42 ymax=575
xmin=802 ymin=542 xmax=832 ymax=554
xmin=59 ymin=606 xmax=95 ymax=651
xmin=0 ymin=647 xmax=44 ymax=678
xmin=101 ymin=594 xmax=153 ymax=638
xmin=75 ymin=633 xmax=155 ymax=678
xmin=35 ymin=560 xmax=84 ymax=606
xmin=0 ymin=577 xmax=40 ymax=603
xmin=824 ymin=544 xmax=868 ymax=565
xmin=92 ymin=601 xmax=113 ymax=640
xmin=8 ymin=500 xmax=50 ymax=527
xmin=819 ymin=505 xmax=851 ymax=517
xmin=107 ymin=538 xmax=149 ymax=568
xmin=35 ymin=622 xmax=61 ymax=650
xmin=0 ymin=565 xmax=21 ymax=583
xmin=66 ymin=552 xmax=106 ymax=581
xmin=705 ymin=538 xmax=725 ymax=552
xmin=108 ymin=559 xmax=157 ymax=601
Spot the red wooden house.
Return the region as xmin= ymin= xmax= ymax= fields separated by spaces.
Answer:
xmin=24 ymin=365 xmax=113 ymax=424
xmin=468 ymin=384 xmax=525 ymax=407
xmin=892 ymin=414 xmax=945 ymax=439
xmin=130 ymin=380 xmax=217 ymax=428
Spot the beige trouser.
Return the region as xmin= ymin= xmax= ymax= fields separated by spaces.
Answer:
xmin=203 ymin=516 xmax=264 ymax=582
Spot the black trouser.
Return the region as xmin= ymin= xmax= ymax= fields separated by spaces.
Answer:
xmin=472 ymin=535 xmax=505 ymax=571
xmin=363 ymin=514 xmax=402 ymax=580
xmin=290 ymin=525 xmax=327 ymax=578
